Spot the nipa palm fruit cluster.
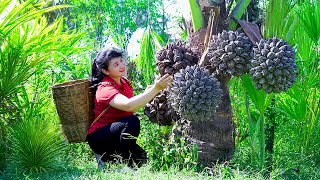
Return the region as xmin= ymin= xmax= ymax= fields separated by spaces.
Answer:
xmin=250 ymin=38 xmax=297 ymax=93
xmin=146 ymin=41 xmax=199 ymax=125
xmin=207 ymin=30 xmax=253 ymax=77
xmin=156 ymin=41 xmax=199 ymax=76
xmin=169 ymin=66 xmax=223 ymax=121
xmin=144 ymin=90 xmax=180 ymax=125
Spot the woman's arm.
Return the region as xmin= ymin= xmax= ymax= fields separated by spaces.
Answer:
xmin=109 ymin=74 xmax=172 ymax=112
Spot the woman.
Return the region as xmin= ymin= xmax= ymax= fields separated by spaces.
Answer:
xmin=87 ymin=47 xmax=173 ymax=168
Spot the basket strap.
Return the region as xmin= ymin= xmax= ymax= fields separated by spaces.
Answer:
xmin=91 ymin=106 xmax=111 ymax=126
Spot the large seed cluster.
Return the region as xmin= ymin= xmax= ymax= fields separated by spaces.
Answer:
xmin=145 ymin=31 xmax=298 ymax=125
xmin=207 ymin=30 xmax=253 ymax=77
xmin=250 ymin=38 xmax=297 ymax=93
xmin=156 ymin=41 xmax=199 ymax=76
xmin=144 ymin=90 xmax=180 ymax=125
xmin=145 ymin=41 xmax=198 ymax=125
xmin=169 ymin=66 xmax=223 ymax=121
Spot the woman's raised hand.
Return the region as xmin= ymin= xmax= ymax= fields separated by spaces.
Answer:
xmin=154 ymin=74 xmax=173 ymax=91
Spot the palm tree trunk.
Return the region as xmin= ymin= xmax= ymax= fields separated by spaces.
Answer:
xmin=183 ymin=0 xmax=235 ymax=165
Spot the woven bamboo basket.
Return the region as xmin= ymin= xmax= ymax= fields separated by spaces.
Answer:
xmin=52 ymin=79 xmax=94 ymax=143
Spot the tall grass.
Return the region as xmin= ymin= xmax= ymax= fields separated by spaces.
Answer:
xmin=7 ymin=115 xmax=65 ymax=173
xmin=258 ymin=0 xmax=320 ymax=177
xmin=3 ymin=68 xmax=67 ymax=173
xmin=5 ymin=81 xmax=65 ymax=173
xmin=241 ymin=75 xmax=274 ymax=170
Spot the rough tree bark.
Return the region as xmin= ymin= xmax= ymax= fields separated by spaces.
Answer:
xmin=182 ymin=0 xmax=236 ymax=166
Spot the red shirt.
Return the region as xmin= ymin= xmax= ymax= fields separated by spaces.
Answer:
xmin=87 ymin=76 xmax=134 ymax=134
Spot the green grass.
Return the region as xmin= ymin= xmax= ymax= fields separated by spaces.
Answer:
xmin=2 ymin=157 xmax=265 ymax=180
xmin=4 ymin=120 xmax=319 ymax=180
xmin=3 ymin=146 xmax=320 ymax=180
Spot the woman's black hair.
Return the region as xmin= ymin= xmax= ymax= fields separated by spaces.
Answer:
xmin=91 ymin=47 xmax=124 ymax=91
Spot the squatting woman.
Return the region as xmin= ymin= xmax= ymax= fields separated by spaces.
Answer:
xmin=87 ymin=47 xmax=172 ymax=168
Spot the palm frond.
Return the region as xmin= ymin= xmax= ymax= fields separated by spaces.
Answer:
xmin=297 ymin=1 xmax=320 ymax=44
xmin=135 ymin=28 xmax=163 ymax=85
xmin=0 ymin=0 xmax=83 ymax=104
xmin=0 ymin=0 xmax=12 ymax=15
xmin=228 ymin=0 xmax=251 ymax=30
xmin=188 ymin=0 xmax=204 ymax=32
xmin=241 ymin=74 xmax=274 ymax=113
xmin=0 ymin=0 xmax=71 ymax=38
xmin=263 ymin=0 xmax=297 ymax=39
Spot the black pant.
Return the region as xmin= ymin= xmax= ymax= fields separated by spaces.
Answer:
xmin=87 ymin=115 xmax=142 ymax=162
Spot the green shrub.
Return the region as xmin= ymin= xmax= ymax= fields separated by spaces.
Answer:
xmin=138 ymin=119 xmax=198 ymax=171
xmin=64 ymin=143 xmax=95 ymax=168
xmin=7 ymin=116 xmax=65 ymax=173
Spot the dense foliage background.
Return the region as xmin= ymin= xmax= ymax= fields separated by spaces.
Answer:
xmin=0 ymin=0 xmax=319 ymax=179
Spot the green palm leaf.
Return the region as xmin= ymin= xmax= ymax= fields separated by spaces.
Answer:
xmin=135 ymin=28 xmax=164 ymax=85
xmin=228 ymin=0 xmax=251 ymax=30
xmin=188 ymin=0 xmax=204 ymax=32
xmin=0 ymin=0 xmax=82 ymax=104
xmin=263 ymin=0 xmax=297 ymax=39
xmin=241 ymin=74 xmax=274 ymax=169
xmin=297 ymin=1 xmax=320 ymax=44
xmin=0 ymin=0 xmax=71 ymax=37
xmin=0 ymin=0 xmax=12 ymax=15
xmin=241 ymin=74 xmax=274 ymax=114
